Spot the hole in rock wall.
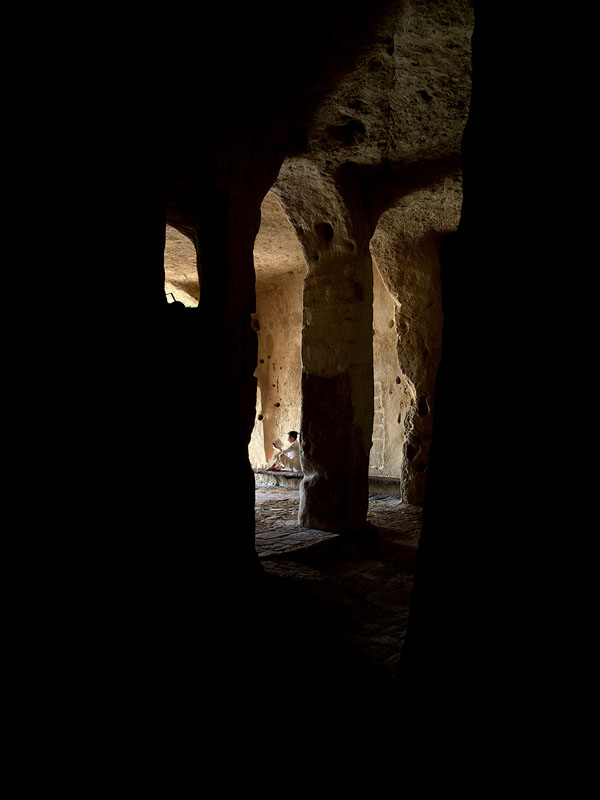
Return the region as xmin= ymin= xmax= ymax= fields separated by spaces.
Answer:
xmin=315 ymin=221 xmax=335 ymax=244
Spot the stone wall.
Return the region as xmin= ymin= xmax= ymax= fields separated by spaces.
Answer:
xmin=371 ymin=263 xmax=411 ymax=478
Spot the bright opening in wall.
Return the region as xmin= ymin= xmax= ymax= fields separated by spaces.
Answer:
xmin=249 ymin=191 xmax=307 ymax=471
xmin=164 ymin=225 xmax=199 ymax=306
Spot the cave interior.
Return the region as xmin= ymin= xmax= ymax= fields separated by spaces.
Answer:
xmin=61 ymin=0 xmax=585 ymax=740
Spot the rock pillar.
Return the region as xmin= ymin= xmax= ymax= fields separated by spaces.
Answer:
xmin=166 ymin=185 xmax=263 ymax=575
xmin=273 ymin=160 xmax=374 ymax=533
xmin=300 ymin=243 xmax=374 ymax=532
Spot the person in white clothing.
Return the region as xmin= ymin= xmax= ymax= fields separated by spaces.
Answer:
xmin=267 ymin=431 xmax=301 ymax=472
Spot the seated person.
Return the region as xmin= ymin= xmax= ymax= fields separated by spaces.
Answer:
xmin=267 ymin=431 xmax=301 ymax=472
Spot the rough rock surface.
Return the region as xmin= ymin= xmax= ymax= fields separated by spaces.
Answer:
xmin=80 ymin=0 xmax=579 ymax=730
xmin=269 ymin=0 xmax=472 ymax=510
xmin=163 ymin=0 xmax=472 ymax=508
xmin=162 ymin=0 xmax=474 ymax=540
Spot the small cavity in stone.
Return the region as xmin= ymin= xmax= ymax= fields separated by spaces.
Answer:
xmin=315 ymin=222 xmax=334 ymax=242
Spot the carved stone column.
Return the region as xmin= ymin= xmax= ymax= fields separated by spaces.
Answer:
xmin=165 ymin=179 xmax=265 ymax=575
xmin=273 ymin=161 xmax=374 ymax=533
xmin=301 ymin=245 xmax=374 ymax=533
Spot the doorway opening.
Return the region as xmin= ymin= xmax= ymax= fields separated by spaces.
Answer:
xmin=249 ymin=191 xmax=307 ymax=476
xmin=164 ymin=225 xmax=200 ymax=306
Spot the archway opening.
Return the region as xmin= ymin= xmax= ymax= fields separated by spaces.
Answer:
xmin=164 ymin=225 xmax=200 ymax=306
xmin=369 ymin=259 xmax=413 ymax=489
xmin=249 ymin=191 xmax=307 ymax=476
xmin=369 ymin=173 xmax=463 ymax=504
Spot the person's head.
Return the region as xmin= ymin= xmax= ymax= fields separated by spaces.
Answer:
xmin=288 ymin=431 xmax=298 ymax=442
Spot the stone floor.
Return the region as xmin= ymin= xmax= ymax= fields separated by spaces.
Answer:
xmin=250 ymin=486 xmax=422 ymax=697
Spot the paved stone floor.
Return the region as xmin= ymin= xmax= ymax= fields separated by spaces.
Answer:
xmin=251 ymin=486 xmax=422 ymax=695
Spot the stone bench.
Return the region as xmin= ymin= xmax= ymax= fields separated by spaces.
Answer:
xmin=253 ymin=469 xmax=401 ymax=497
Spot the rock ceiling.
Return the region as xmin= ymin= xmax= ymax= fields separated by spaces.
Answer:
xmin=164 ymin=0 xmax=473 ymax=302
